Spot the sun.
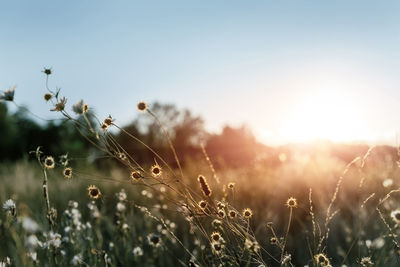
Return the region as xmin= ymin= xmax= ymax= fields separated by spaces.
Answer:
xmin=279 ymin=89 xmax=369 ymax=143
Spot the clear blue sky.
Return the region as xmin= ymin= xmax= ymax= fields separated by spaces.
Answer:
xmin=1 ymin=1 xmax=400 ymax=144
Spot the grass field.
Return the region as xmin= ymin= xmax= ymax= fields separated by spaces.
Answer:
xmin=1 ymin=141 xmax=400 ymax=266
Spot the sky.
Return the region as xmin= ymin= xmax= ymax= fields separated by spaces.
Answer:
xmin=1 ymin=1 xmax=400 ymax=145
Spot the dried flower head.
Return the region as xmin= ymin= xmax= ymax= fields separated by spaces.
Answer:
xmin=104 ymin=115 xmax=113 ymax=126
xmin=147 ymin=233 xmax=161 ymax=247
xmin=137 ymin=101 xmax=148 ymax=112
xmin=211 ymin=242 xmax=224 ymax=256
xmin=88 ymin=185 xmax=101 ymax=199
xmin=0 ymin=86 xmax=16 ymax=101
xmin=227 ymin=182 xmax=235 ymax=189
xmin=245 ymin=238 xmax=260 ymax=253
xmin=360 ymin=256 xmax=373 ymax=267
xmin=217 ymin=201 xmax=226 ymax=209
xmin=51 ymin=97 xmax=67 ymax=112
xmin=270 ymin=237 xmax=277 ymax=245
xmin=242 ymin=208 xmax=253 ymax=219
xmin=44 ymin=93 xmax=52 ymax=101
xmin=212 ymin=219 xmax=222 ymax=228
xmin=211 ymin=231 xmax=222 ymax=242
xmin=228 ymin=210 xmax=237 ymax=219
xmin=198 ymin=200 xmax=207 ymax=210
xmin=72 ymin=100 xmax=88 ymax=114
xmin=198 ymin=175 xmax=212 ymax=197
xmin=217 ymin=209 xmax=226 ymax=219
xmin=391 ymin=210 xmax=400 ymax=224
xmin=130 ymin=170 xmax=143 ymax=181
xmin=44 ymin=156 xmax=55 ymax=169
xmin=314 ymin=253 xmax=330 ymax=266
xmin=63 ymin=167 xmax=72 ymax=179
xmin=150 ymin=164 xmax=162 ymax=177
xmin=286 ymin=197 xmax=298 ymax=208
xmin=43 ymin=68 xmax=52 ymax=75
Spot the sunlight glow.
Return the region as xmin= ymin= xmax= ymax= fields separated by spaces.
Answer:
xmin=279 ymin=88 xmax=370 ymax=143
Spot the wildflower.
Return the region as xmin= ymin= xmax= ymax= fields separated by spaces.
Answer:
xmin=25 ymin=235 xmax=40 ymax=252
xmin=44 ymin=156 xmax=55 ymax=169
xmin=391 ymin=210 xmax=400 ymax=224
xmin=71 ymin=254 xmax=83 ymax=266
xmin=227 ymin=182 xmax=235 ymax=189
xmin=198 ymin=175 xmax=212 ymax=197
xmin=383 ymin=178 xmax=393 ymax=188
xmin=286 ymin=197 xmax=298 ymax=208
xmin=101 ymin=115 xmax=114 ymax=131
xmin=212 ymin=219 xmax=222 ymax=228
xmin=211 ymin=242 xmax=224 ymax=256
xmin=50 ymin=97 xmax=67 ymax=112
xmin=242 ymin=208 xmax=253 ymax=219
xmin=72 ymin=100 xmax=88 ymax=114
xmin=63 ymin=167 xmax=72 ymax=179
xmin=130 ymin=170 xmax=142 ymax=181
xmin=360 ymin=257 xmax=373 ymax=267
xmin=314 ymin=253 xmax=330 ymax=266
xmin=151 ymin=164 xmax=162 ymax=177
xmin=116 ymin=189 xmax=127 ymax=201
xmin=118 ymin=152 xmax=127 ymax=161
xmin=245 ymin=238 xmax=260 ymax=253
xmin=43 ymin=68 xmax=52 ymax=75
xmin=217 ymin=201 xmax=226 ymax=209
xmin=44 ymin=231 xmax=62 ymax=249
xmin=198 ymin=200 xmax=207 ymax=210
xmin=211 ymin=232 xmax=222 ymax=242
xmin=147 ymin=233 xmax=161 ymax=247
xmin=217 ymin=209 xmax=225 ymax=219
xmin=3 ymin=199 xmax=16 ymax=217
xmin=270 ymin=237 xmax=277 ymax=245
xmin=228 ymin=210 xmax=237 ymax=219
xmin=44 ymin=93 xmax=52 ymax=101
xmin=22 ymin=217 xmax=40 ymax=233
xmin=116 ymin=202 xmax=126 ymax=212
xmin=0 ymin=86 xmax=16 ymax=101
xmin=137 ymin=101 xmax=148 ymax=112
xmin=133 ymin=246 xmax=143 ymax=256
xmin=281 ymin=254 xmax=292 ymax=264
xmin=87 ymin=185 xmax=101 ymax=199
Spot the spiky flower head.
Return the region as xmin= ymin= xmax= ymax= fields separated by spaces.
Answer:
xmin=63 ymin=167 xmax=72 ymax=179
xmin=211 ymin=242 xmax=224 ymax=256
xmin=242 ymin=208 xmax=253 ymax=219
xmin=50 ymin=97 xmax=67 ymax=112
xmin=150 ymin=164 xmax=162 ymax=177
xmin=0 ymin=86 xmax=16 ymax=101
xmin=88 ymin=185 xmax=101 ymax=199
xmin=43 ymin=68 xmax=52 ymax=75
xmin=198 ymin=200 xmax=207 ymax=210
xmin=147 ymin=233 xmax=161 ymax=247
xmin=360 ymin=256 xmax=373 ymax=267
xmin=130 ymin=170 xmax=143 ymax=181
xmin=44 ymin=93 xmax=52 ymax=101
xmin=286 ymin=197 xmax=298 ymax=208
xmin=44 ymin=156 xmax=55 ymax=169
xmin=137 ymin=101 xmax=148 ymax=112
xmin=270 ymin=237 xmax=277 ymax=245
xmin=211 ymin=231 xmax=222 ymax=242
xmin=228 ymin=210 xmax=237 ymax=219
xmin=391 ymin=210 xmax=400 ymax=224
xmin=198 ymin=175 xmax=212 ymax=197
xmin=314 ymin=253 xmax=330 ymax=266
xmin=217 ymin=209 xmax=226 ymax=219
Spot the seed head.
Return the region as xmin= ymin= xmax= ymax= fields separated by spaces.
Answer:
xmin=391 ymin=210 xmax=400 ymax=224
xmin=137 ymin=101 xmax=148 ymax=112
xmin=211 ymin=231 xmax=221 ymax=242
xmin=147 ymin=233 xmax=161 ymax=247
xmin=286 ymin=197 xmax=298 ymax=208
xmin=44 ymin=156 xmax=55 ymax=169
xmin=360 ymin=256 xmax=373 ymax=267
xmin=50 ymin=97 xmax=67 ymax=112
xmin=198 ymin=200 xmax=207 ymax=210
xmin=151 ymin=164 xmax=162 ymax=177
xmin=43 ymin=68 xmax=52 ymax=75
xmin=88 ymin=185 xmax=101 ymax=199
xmin=198 ymin=175 xmax=212 ymax=197
xmin=0 ymin=86 xmax=16 ymax=102
xmin=314 ymin=253 xmax=330 ymax=266
xmin=227 ymin=182 xmax=235 ymax=189
xmin=44 ymin=93 xmax=52 ymax=101
xmin=228 ymin=210 xmax=237 ymax=219
xmin=217 ymin=209 xmax=225 ymax=219
xmin=63 ymin=167 xmax=72 ymax=179
xmin=130 ymin=170 xmax=143 ymax=181
xmin=270 ymin=237 xmax=277 ymax=245
xmin=242 ymin=208 xmax=253 ymax=219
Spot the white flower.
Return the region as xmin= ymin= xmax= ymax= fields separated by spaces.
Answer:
xmin=44 ymin=232 xmax=62 ymax=249
xmin=116 ymin=202 xmax=126 ymax=212
xmin=116 ymin=189 xmax=127 ymax=201
xmin=25 ymin=235 xmax=40 ymax=252
xmin=133 ymin=246 xmax=143 ymax=256
xmin=3 ymin=199 xmax=16 ymax=215
xmin=383 ymin=178 xmax=393 ymax=188
xmin=71 ymin=254 xmax=83 ymax=265
xmin=22 ymin=217 xmax=39 ymax=233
